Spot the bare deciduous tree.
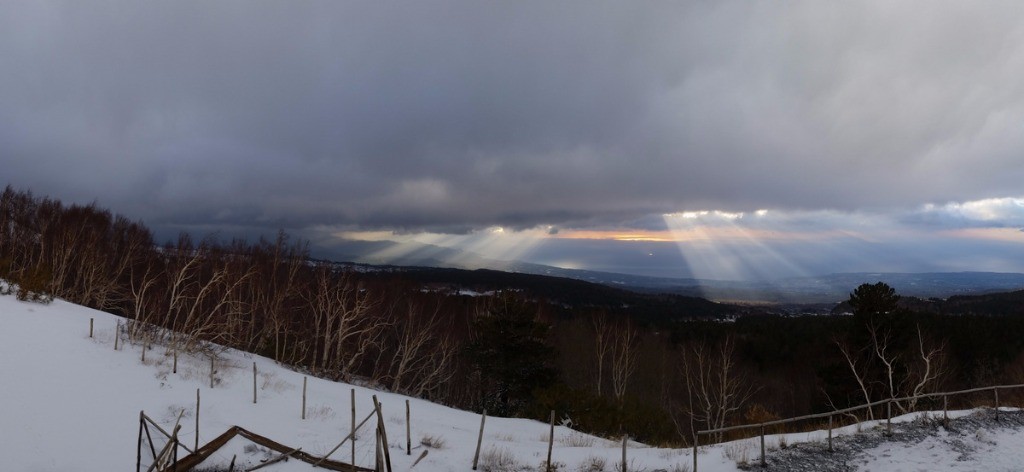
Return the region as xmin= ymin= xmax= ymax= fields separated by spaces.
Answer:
xmin=379 ymin=298 xmax=458 ymax=398
xmin=681 ymin=336 xmax=755 ymax=439
xmin=590 ymin=312 xmax=612 ymax=397
xmin=610 ymin=319 xmax=639 ymax=403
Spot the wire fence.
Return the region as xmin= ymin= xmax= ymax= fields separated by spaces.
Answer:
xmin=692 ymin=382 xmax=1024 ymax=471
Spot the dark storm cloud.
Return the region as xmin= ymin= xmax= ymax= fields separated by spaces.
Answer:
xmin=4 ymin=1 xmax=1024 ymax=235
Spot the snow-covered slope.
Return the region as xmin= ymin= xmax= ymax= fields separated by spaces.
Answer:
xmin=1 ymin=290 xmax=1021 ymax=472
xmin=0 ymin=292 xmax=706 ymax=471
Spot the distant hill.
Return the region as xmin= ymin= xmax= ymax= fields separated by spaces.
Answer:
xmin=900 ymin=289 xmax=1024 ymax=316
xmin=314 ymin=239 xmax=1024 ymax=305
xmin=326 ymin=261 xmax=742 ymax=322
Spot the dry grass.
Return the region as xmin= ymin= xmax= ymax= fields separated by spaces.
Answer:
xmin=612 ymin=458 xmax=643 ymax=472
xmin=493 ymin=432 xmax=518 ymax=442
xmin=558 ymin=431 xmax=596 ymax=447
xmin=723 ymin=439 xmax=755 ymax=467
xmin=305 ymin=404 xmax=336 ymax=420
xmin=420 ymin=434 xmax=447 ymax=449
xmin=478 ymin=446 xmax=520 ymax=472
xmin=576 ymin=455 xmax=606 ymax=472
xmin=668 ymin=462 xmax=692 ymax=472
xmin=260 ymin=371 xmax=291 ymax=393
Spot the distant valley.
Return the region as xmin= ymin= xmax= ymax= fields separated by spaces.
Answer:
xmin=317 ymin=239 xmax=1024 ymax=305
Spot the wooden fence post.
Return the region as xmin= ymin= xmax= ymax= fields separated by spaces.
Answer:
xmin=302 ymin=377 xmax=307 ymax=420
xmin=209 ymin=357 xmax=215 ymax=389
xmin=143 ymin=415 xmax=157 ymax=460
xmin=114 ymin=321 xmax=120 ymax=350
xmin=406 ymin=399 xmax=411 ymax=456
xmin=372 ymin=395 xmax=392 ymax=472
xmin=692 ymin=432 xmax=698 ymax=472
xmin=943 ymin=395 xmax=949 ymax=427
xmin=173 ymin=349 xmax=178 ymax=374
xmin=472 ymin=409 xmax=487 ymax=470
xmin=352 ymin=389 xmax=356 ymax=472
xmin=195 ymin=388 xmax=200 ymax=452
xmin=312 ymin=408 xmax=378 ymax=468
xmin=886 ymin=400 xmax=892 ymax=436
xmin=621 ymin=434 xmax=628 ymax=472
xmin=375 ymin=427 xmax=382 ymax=472
xmin=253 ymin=362 xmax=257 ymax=404
xmin=547 ymin=410 xmax=555 ymax=472
xmin=760 ymin=425 xmax=766 ymax=468
xmin=411 ymin=449 xmax=429 ymax=468
xmin=137 ymin=411 xmax=144 ymax=472
xmin=90 ymin=318 xmax=94 ymax=338
xmin=828 ymin=415 xmax=833 ymax=452
xmin=994 ymin=387 xmax=1000 ymax=420
xmin=172 ymin=424 xmax=180 ymax=471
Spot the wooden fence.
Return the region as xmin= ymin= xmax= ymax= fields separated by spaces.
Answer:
xmin=692 ymin=382 xmax=1024 ymax=471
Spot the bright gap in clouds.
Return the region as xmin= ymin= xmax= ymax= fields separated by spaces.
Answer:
xmin=663 ymin=210 xmax=810 ymax=281
xmin=330 ymin=196 xmax=1024 ymax=281
xmin=339 ymin=226 xmax=548 ymax=268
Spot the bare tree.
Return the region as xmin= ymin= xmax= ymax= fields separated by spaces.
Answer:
xmin=834 ymin=336 xmax=875 ymax=420
xmin=590 ymin=312 xmax=612 ymax=397
xmin=902 ymin=325 xmax=947 ymax=412
xmin=610 ymin=319 xmax=639 ymax=404
xmin=835 ymin=319 xmax=948 ymax=417
xmin=304 ymin=266 xmax=383 ymax=377
xmin=681 ymin=336 xmax=755 ymax=439
xmin=379 ymin=297 xmax=458 ymax=398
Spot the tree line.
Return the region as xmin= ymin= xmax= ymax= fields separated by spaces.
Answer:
xmin=4 ymin=186 xmax=1024 ymax=445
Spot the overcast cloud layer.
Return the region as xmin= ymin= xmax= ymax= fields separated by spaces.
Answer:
xmin=3 ymin=2 xmax=1024 ymax=277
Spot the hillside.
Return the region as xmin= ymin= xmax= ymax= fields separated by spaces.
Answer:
xmin=832 ymin=288 xmax=1024 ymax=317
xmin=906 ymin=289 xmax=1024 ymax=316
xmin=352 ymin=265 xmax=739 ymax=322
xmin=0 ymin=287 xmax=709 ymax=471
xmin=4 ymin=288 xmax=1024 ymax=471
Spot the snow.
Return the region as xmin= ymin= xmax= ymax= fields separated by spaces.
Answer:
xmin=2 ymin=288 xmax=1022 ymax=472
xmin=853 ymin=415 xmax=1024 ymax=472
xmin=0 ymin=291 xmax=718 ymax=471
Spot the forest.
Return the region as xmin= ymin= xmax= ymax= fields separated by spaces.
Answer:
xmin=3 ymin=185 xmax=1024 ymax=445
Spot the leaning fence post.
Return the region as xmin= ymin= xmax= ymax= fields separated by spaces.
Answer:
xmin=760 ymin=424 xmax=766 ymax=468
xmin=137 ymin=411 xmax=144 ymax=472
xmin=375 ymin=427 xmax=382 ymax=472
xmin=828 ymin=415 xmax=833 ymax=452
xmin=472 ymin=409 xmax=487 ymax=470
xmin=301 ymin=377 xmax=307 ymax=420
xmin=172 ymin=424 xmax=180 ymax=471
xmin=114 ymin=321 xmax=120 ymax=350
xmin=372 ymin=395 xmax=393 ymax=472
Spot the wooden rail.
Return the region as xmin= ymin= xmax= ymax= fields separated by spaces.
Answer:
xmin=692 ymin=382 xmax=1024 ymax=471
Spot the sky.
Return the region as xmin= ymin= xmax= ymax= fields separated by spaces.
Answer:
xmin=3 ymin=1 xmax=1024 ymax=280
